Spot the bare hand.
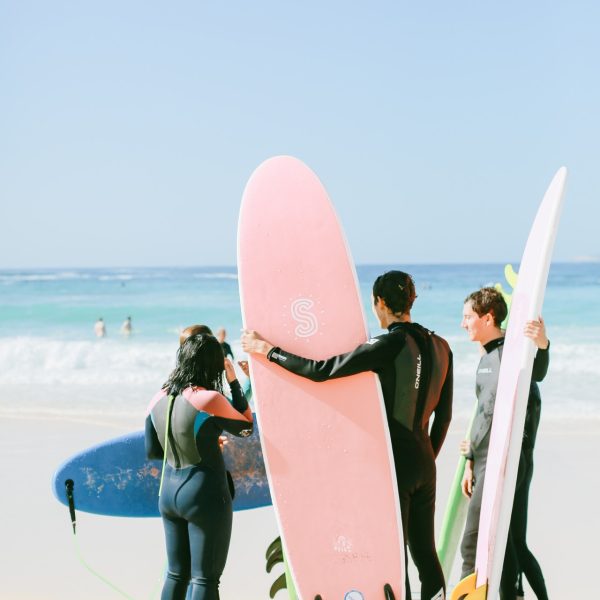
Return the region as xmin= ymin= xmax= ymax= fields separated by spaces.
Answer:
xmin=459 ymin=439 xmax=471 ymax=456
xmin=462 ymin=460 xmax=474 ymax=499
xmin=237 ymin=360 xmax=250 ymax=378
xmin=524 ymin=316 xmax=549 ymax=349
xmin=218 ymin=435 xmax=228 ymax=451
xmin=241 ymin=329 xmax=274 ymax=356
xmin=224 ymin=358 xmax=237 ymax=383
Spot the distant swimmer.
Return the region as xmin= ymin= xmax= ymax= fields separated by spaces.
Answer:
xmin=94 ymin=317 xmax=106 ymax=338
xmin=217 ymin=327 xmax=234 ymax=359
xmin=121 ymin=316 xmax=133 ymax=336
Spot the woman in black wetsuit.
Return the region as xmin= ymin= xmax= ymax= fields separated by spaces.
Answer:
xmin=145 ymin=333 xmax=253 ymax=600
xmin=242 ymin=270 xmax=453 ymax=600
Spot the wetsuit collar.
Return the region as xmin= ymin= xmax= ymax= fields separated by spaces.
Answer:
xmin=387 ymin=321 xmax=411 ymax=332
xmin=483 ymin=336 xmax=505 ymax=353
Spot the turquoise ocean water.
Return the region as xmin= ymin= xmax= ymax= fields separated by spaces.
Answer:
xmin=1 ymin=264 xmax=598 ymax=421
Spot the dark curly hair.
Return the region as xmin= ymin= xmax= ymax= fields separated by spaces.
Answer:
xmin=372 ymin=270 xmax=417 ymax=315
xmin=464 ymin=287 xmax=507 ymax=327
xmin=164 ymin=333 xmax=224 ymax=396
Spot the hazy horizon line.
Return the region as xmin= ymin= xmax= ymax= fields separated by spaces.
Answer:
xmin=1 ymin=259 xmax=598 ymax=271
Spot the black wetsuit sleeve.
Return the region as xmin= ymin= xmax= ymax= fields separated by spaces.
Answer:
xmin=267 ymin=335 xmax=397 ymax=382
xmin=229 ymin=379 xmax=249 ymax=414
xmin=430 ymin=350 xmax=453 ymax=458
xmin=213 ymin=417 xmax=254 ymax=437
xmin=144 ymin=415 xmax=163 ymax=460
xmin=531 ymin=341 xmax=550 ymax=382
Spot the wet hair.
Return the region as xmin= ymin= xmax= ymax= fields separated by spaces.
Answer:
xmin=464 ymin=287 xmax=507 ymax=327
xmin=164 ymin=333 xmax=224 ymax=396
xmin=179 ymin=324 xmax=213 ymax=346
xmin=372 ymin=270 xmax=417 ymax=315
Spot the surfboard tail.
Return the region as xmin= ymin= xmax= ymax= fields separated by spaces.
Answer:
xmin=450 ymin=573 xmax=487 ymax=600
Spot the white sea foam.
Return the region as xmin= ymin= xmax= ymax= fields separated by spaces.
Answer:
xmin=0 ymin=334 xmax=597 ymax=420
xmin=192 ymin=272 xmax=238 ymax=280
xmin=96 ymin=274 xmax=134 ymax=281
xmin=0 ymin=337 xmax=175 ymax=386
xmin=0 ymin=272 xmax=91 ymax=283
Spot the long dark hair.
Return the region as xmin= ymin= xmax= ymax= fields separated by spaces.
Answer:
xmin=163 ymin=333 xmax=225 ymax=396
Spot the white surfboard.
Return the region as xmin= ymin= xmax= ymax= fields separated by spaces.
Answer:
xmin=451 ymin=167 xmax=567 ymax=600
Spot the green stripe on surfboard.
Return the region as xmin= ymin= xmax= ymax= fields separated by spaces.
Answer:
xmin=436 ymin=264 xmax=517 ymax=581
xmin=283 ymin=555 xmax=298 ymax=600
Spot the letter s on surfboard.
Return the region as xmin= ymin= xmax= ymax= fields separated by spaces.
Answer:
xmin=291 ymin=298 xmax=319 ymax=338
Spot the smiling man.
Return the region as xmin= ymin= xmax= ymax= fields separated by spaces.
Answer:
xmin=459 ymin=287 xmax=550 ymax=600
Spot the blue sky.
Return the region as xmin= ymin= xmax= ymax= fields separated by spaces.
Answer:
xmin=1 ymin=1 xmax=598 ymax=268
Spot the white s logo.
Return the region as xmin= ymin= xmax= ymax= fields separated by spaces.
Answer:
xmin=291 ymin=298 xmax=319 ymax=338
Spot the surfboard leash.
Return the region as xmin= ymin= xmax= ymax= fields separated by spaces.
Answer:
xmin=61 ymin=394 xmax=176 ymax=598
xmin=63 ymin=479 xmax=138 ymax=599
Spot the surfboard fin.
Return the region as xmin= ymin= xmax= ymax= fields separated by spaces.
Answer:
xmin=450 ymin=573 xmax=487 ymax=600
xmin=495 ymin=263 xmax=519 ymax=329
xmin=384 ymin=583 xmax=396 ymax=599
xmin=269 ymin=573 xmax=287 ymax=598
xmin=266 ymin=535 xmax=282 ymax=559
xmin=504 ymin=263 xmax=518 ymax=290
xmin=266 ymin=548 xmax=284 ymax=573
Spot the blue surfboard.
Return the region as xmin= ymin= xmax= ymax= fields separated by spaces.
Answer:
xmin=52 ymin=414 xmax=271 ymax=517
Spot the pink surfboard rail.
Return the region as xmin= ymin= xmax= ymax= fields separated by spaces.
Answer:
xmin=237 ymin=156 xmax=405 ymax=600
xmin=474 ymin=167 xmax=567 ymax=598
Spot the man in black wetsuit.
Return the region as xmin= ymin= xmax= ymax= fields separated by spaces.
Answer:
xmin=217 ymin=327 xmax=234 ymax=359
xmin=242 ymin=270 xmax=453 ymax=600
xmin=459 ymin=287 xmax=549 ymax=600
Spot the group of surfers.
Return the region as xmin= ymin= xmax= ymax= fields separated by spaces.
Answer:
xmin=145 ymin=270 xmax=550 ymax=600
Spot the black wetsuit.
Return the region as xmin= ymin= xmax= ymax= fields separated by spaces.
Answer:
xmin=145 ymin=381 xmax=253 ymax=600
xmin=461 ymin=338 xmax=549 ymax=600
xmin=267 ymin=321 xmax=453 ymax=600
xmin=220 ymin=341 xmax=234 ymax=359
xmin=511 ymin=344 xmax=550 ymax=599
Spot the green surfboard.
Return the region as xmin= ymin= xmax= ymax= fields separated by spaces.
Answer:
xmin=437 ymin=404 xmax=477 ymax=581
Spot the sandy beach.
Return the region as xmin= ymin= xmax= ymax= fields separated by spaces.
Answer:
xmin=1 ymin=414 xmax=597 ymax=599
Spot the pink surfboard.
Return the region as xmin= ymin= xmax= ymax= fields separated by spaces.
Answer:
xmin=237 ymin=156 xmax=405 ymax=600
xmin=451 ymin=167 xmax=567 ymax=600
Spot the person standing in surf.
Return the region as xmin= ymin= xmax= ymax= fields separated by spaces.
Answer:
xmin=242 ymin=270 xmax=453 ymax=600
xmin=94 ymin=317 xmax=106 ymax=338
xmin=145 ymin=333 xmax=253 ymax=600
xmin=459 ymin=287 xmax=550 ymax=600
xmin=216 ymin=327 xmax=234 ymax=359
